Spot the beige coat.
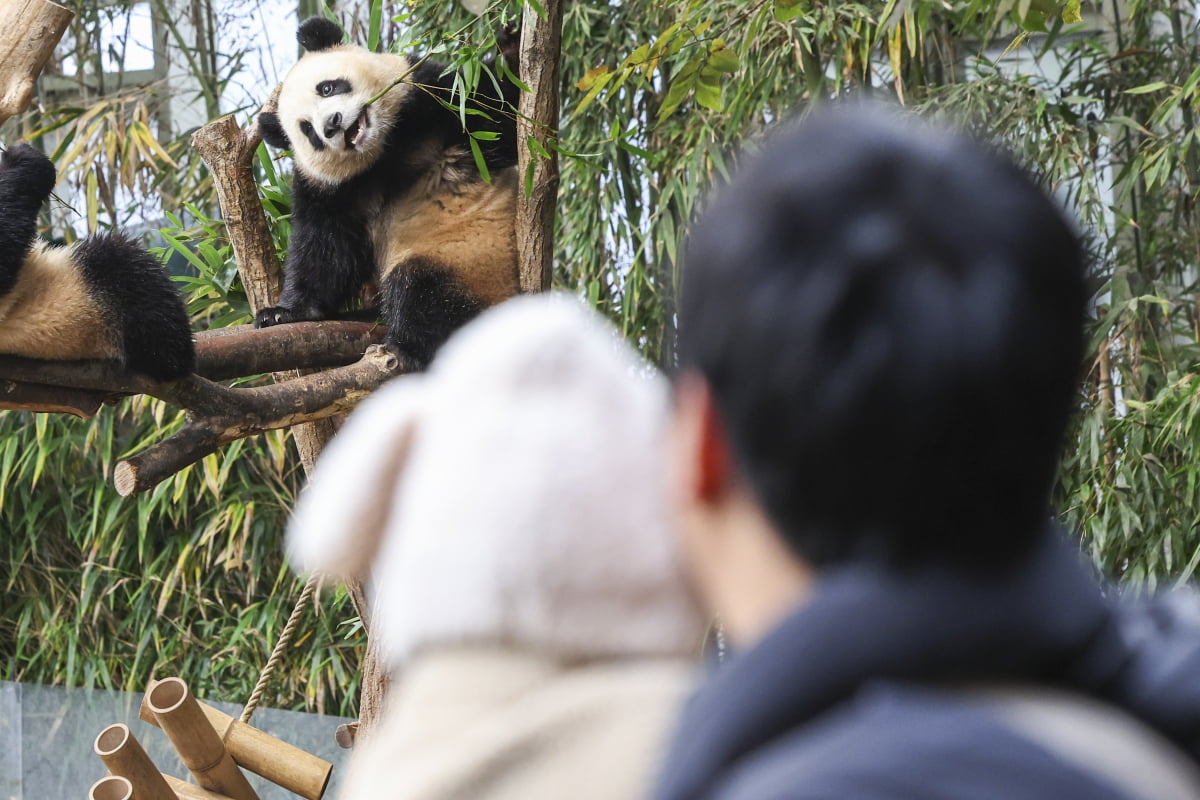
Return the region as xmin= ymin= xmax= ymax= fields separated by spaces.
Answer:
xmin=339 ymin=648 xmax=695 ymax=800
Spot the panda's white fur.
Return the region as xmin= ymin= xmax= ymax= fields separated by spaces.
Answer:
xmin=256 ymin=18 xmax=521 ymax=369
xmin=0 ymin=143 xmax=194 ymax=380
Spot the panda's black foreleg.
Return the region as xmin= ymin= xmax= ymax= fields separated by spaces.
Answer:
xmin=255 ymin=195 xmax=375 ymax=329
xmin=380 ymin=258 xmax=485 ymax=370
xmin=0 ymin=143 xmax=57 ymax=297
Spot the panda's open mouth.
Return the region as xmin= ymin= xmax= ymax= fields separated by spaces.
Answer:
xmin=344 ymin=109 xmax=369 ymax=149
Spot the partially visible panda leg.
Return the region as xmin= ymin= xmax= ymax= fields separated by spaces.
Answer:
xmin=379 ymin=258 xmax=485 ymax=370
xmin=72 ymin=233 xmax=196 ymax=381
xmin=0 ymin=143 xmax=57 ymax=296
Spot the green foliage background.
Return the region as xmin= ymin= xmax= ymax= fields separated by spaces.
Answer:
xmin=4 ymin=0 xmax=1200 ymax=714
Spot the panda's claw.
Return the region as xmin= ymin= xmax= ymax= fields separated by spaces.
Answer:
xmin=255 ymin=306 xmax=290 ymax=328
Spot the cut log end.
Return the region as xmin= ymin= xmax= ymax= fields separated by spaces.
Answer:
xmin=113 ymin=461 xmax=138 ymax=497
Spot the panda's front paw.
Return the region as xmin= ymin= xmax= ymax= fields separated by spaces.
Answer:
xmin=0 ymin=143 xmax=57 ymax=201
xmin=255 ymin=305 xmax=299 ymax=328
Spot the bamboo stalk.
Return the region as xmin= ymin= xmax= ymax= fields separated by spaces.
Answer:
xmin=94 ymin=724 xmax=178 ymax=800
xmin=140 ymin=679 xmax=332 ymax=800
xmin=89 ymin=776 xmax=134 ymax=800
xmin=146 ymin=679 xmax=260 ymax=800
xmin=162 ymin=775 xmax=237 ymax=800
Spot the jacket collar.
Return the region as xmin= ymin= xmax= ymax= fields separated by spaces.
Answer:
xmin=654 ymin=532 xmax=1122 ymax=800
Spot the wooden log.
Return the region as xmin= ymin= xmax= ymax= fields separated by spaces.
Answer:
xmin=140 ymin=680 xmax=333 ymax=800
xmin=146 ymin=679 xmax=260 ymax=800
xmin=0 ymin=378 xmax=108 ymax=417
xmin=113 ymin=345 xmax=404 ymax=496
xmin=89 ymin=776 xmax=134 ymax=800
xmin=193 ymin=321 xmax=384 ymax=381
xmin=162 ymin=775 xmax=237 ymax=800
xmin=94 ymin=724 xmax=178 ymax=800
xmin=0 ymin=0 xmax=73 ymax=126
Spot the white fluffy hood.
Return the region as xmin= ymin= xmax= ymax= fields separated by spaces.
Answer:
xmin=287 ymin=294 xmax=704 ymax=668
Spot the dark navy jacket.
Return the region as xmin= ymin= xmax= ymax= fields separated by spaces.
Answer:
xmin=653 ymin=534 xmax=1200 ymax=799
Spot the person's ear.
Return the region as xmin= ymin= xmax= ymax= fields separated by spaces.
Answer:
xmin=670 ymin=372 xmax=737 ymax=504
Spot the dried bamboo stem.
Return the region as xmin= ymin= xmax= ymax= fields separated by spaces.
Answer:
xmin=146 ymin=679 xmax=259 ymax=800
xmin=89 ymin=776 xmax=134 ymax=800
xmin=94 ymin=724 xmax=178 ymax=800
xmin=140 ymin=679 xmax=332 ymax=800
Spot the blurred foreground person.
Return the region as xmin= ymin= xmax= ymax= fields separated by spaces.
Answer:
xmin=656 ymin=105 xmax=1200 ymax=799
xmin=287 ymin=294 xmax=704 ymax=800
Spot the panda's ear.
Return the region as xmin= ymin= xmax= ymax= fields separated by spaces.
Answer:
xmin=298 ymin=17 xmax=345 ymax=52
xmin=496 ymin=24 xmax=520 ymax=72
xmin=258 ymin=112 xmax=290 ymax=149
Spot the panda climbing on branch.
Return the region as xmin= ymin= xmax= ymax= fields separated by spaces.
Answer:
xmin=257 ymin=17 xmax=523 ymax=369
xmin=0 ymin=143 xmax=195 ymax=381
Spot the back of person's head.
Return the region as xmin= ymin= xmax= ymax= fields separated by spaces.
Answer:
xmin=288 ymin=293 xmax=704 ymax=668
xmin=677 ymin=103 xmax=1086 ymax=571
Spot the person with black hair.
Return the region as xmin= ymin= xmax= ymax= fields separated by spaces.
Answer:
xmin=655 ymin=105 xmax=1200 ymax=799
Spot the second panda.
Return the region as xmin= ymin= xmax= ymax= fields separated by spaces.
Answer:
xmin=257 ymin=17 xmax=521 ymax=369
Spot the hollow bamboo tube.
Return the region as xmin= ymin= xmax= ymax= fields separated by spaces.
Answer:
xmin=89 ymin=775 xmax=134 ymax=800
xmin=94 ymin=723 xmax=178 ymax=800
xmin=163 ymin=774 xmax=237 ymax=800
xmin=146 ymin=678 xmax=260 ymax=800
xmin=140 ymin=679 xmax=332 ymax=800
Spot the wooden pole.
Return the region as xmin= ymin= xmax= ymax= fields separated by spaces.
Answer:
xmin=516 ymin=0 xmax=563 ymax=294
xmin=139 ymin=680 xmax=332 ymax=800
xmin=0 ymin=0 xmax=72 ymax=126
xmin=191 ymin=99 xmax=379 ymax=733
xmin=89 ymin=776 xmax=134 ymax=800
xmin=94 ymin=724 xmax=178 ymax=800
xmin=146 ymin=679 xmax=260 ymax=800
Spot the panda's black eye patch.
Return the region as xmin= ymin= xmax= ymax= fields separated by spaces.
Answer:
xmin=298 ymin=119 xmax=326 ymax=151
xmin=317 ymin=80 xmax=351 ymax=97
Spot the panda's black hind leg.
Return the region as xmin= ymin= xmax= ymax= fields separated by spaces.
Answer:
xmin=380 ymin=258 xmax=486 ymax=370
xmin=74 ymin=233 xmax=196 ymax=381
xmin=0 ymin=143 xmax=57 ymax=296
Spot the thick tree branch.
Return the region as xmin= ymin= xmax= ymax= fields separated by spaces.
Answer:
xmin=195 ymin=320 xmax=384 ymax=380
xmin=0 ymin=324 xmax=405 ymax=496
xmin=113 ymin=345 xmax=405 ymax=496
xmin=0 ymin=0 xmax=73 ymax=126
xmin=190 ymin=103 xmax=282 ymax=309
xmin=0 ymin=379 xmax=109 ymax=418
xmin=516 ymin=0 xmax=563 ymax=294
xmin=0 ymin=321 xmax=385 ymax=409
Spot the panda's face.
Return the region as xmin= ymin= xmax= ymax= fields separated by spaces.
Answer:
xmin=274 ymin=47 xmax=411 ymax=185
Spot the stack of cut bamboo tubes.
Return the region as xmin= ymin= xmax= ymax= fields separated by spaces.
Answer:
xmin=88 ymin=677 xmax=333 ymax=800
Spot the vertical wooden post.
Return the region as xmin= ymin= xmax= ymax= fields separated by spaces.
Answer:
xmin=0 ymin=0 xmax=73 ymax=126
xmin=191 ymin=106 xmax=379 ymax=734
xmin=516 ymin=0 xmax=563 ymax=294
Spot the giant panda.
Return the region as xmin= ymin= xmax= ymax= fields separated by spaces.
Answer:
xmin=0 ymin=143 xmax=195 ymax=381
xmin=256 ymin=17 xmax=522 ymax=369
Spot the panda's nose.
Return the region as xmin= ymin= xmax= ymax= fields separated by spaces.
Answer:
xmin=323 ymin=112 xmax=343 ymax=139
